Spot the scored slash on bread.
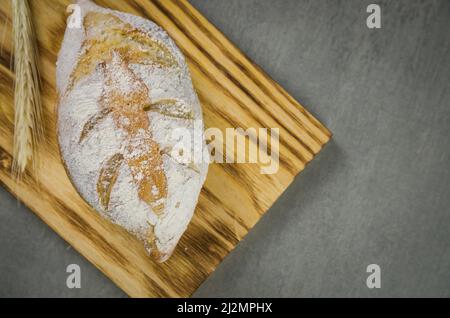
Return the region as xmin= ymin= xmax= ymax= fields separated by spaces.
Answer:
xmin=57 ymin=0 xmax=208 ymax=262
xmin=68 ymin=11 xmax=179 ymax=91
xmin=97 ymin=53 xmax=168 ymax=215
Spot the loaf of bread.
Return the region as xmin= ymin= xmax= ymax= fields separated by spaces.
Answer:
xmin=56 ymin=0 xmax=209 ymax=262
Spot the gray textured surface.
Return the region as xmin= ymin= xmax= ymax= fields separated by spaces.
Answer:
xmin=1 ymin=0 xmax=449 ymax=297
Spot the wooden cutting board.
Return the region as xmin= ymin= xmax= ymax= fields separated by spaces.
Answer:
xmin=0 ymin=0 xmax=330 ymax=297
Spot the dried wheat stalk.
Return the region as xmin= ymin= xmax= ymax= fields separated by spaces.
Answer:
xmin=11 ymin=0 xmax=43 ymax=178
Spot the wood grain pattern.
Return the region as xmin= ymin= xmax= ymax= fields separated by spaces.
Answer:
xmin=0 ymin=0 xmax=331 ymax=297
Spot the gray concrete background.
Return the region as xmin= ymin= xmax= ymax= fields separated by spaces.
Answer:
xmin=1 ymin=0 xmax=449 ymax=297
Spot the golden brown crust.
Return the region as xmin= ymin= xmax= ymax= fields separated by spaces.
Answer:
xmin=97 ymin=153 xmax=124 ymax=209
xmin=143 ymin=99 xmax=194 ymax=120
xmin=146 ymin=224 xmax=168 ymax=262
xmin=99 ymin=55 xmax=168 ymax=215
xmin=69 ymin=12 xmax=178 ymax=91
xmin=79 ymin=107 xmax=113 ymax=143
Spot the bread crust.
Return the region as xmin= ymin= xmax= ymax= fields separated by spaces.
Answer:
xmin=56 ymin=0 xmax=208 ymax=262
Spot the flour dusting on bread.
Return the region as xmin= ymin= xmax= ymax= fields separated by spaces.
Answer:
xmin=56 ymin=0 xmax=208 ymax=262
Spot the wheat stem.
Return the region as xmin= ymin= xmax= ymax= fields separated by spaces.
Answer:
xmin=11 ymin=0 xmax=43 ymax=179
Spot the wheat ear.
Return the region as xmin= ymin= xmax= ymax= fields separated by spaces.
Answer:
xmin=11 ymin=0 xmax=43 ymax=178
